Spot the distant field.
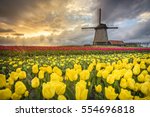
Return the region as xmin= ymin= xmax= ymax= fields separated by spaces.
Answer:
xmin=0 ymin=46 xmax=150 ymax=100
xmin=0 ymin=45 xmax=150 ymax=51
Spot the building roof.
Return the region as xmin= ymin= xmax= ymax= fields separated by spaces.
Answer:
xmin=108 ymin=40 xmax=124 ymax=45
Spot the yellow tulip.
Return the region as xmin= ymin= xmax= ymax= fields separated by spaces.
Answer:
xmin=24 ymin=91 xmax=29 ymax=97
xmin=141 ymin=70 xmax=148 ymax=76
xmin=122 ymin=58 xmax=128 ymax=64
xmin=39 ymin=67 xmax=47 ymax=72
xmin=75 ymin=87 xmax=88 ymax=100
xmin=88 ymin=82 xmax=91 ymax=86
xmin=147 ymin=65 xmax=150 ymax=72
xmin=79 ymin=70 xmax=90 ymax=80
xmin=58 ymin=95 xmax=67 ymax=100
xmin=65 ymin=69 xmax=78 ymax=81
xmin=105 ymin=86 xmax=118 ymax=100
xmin=50 ymin=73 xmax=63 ymax=82
xmin=134 ymin=96 xmax=141 ymax=100
xmin=75 ymin=80 xmax=88 ymax=100
xmin=102 ymin=70 xmax=109 ymax=79
xmin=76 ymin=68 xmax=82 ymax=74
xmin=10 ymin=72 xmax=19 ymax=81
xmin=97 ymin=70 xmax=103 ymax=77
xmin=127 ymin=78 xmax=135 ymax=90
xmin=140 ymin=82 xmax=150 ymax=95
xmin=124 ymin=69 xmax=133 ymax=79
xmin=15 ymin=81 xmax=27 ymax=95
xmin=76 ymin=80 xmax=87 ymax=89
xmin=53 ymin=66 xmax=62 ymax=76
xmin=19 ymin=71 xmax=26 ymax=80
xmin=140 ymin=62 xmax=146 ymax=69
xmin=134 ymin=83 xmax=141 ymax=92
xmin=105 ymin=65 xmax=113 ymax=73
xmin=74 ymin=64 xmax=82 ymax=71
xmin=32 ymin=64 xmax=38 ymax=74
xmin=133 ymin=59 xmax=137 ymax=65
xmin=146 ymin=59 xmax=150 ymax=65
xmin=43 ymin=64 xmax=47 ymax=67
xmin=42 ymin=82 xmax=55 ymax=99
xmin=53 ymin=82 xmax=66 ymax=95
xmin=46 ymin=66 xmax=52 ymax=74
xmin=79 ymin=89 xmax=88 ymax=100
xmin=120 ymin=69 xmax=127 ymax=77
xmin=5 ymin=83 xmax=12 ymax=89
xmin=137 ymin=74 xmax=145 ymax=82
xmin=95 ymin=85 xmax=102 ymax=93
xmin=133 ymin=64 xmax=140 ymax=75
xmin=0 ymin=88 xmax=12 ymax=100
xmin=31 ymin=77 xmax=40 ymax=88
xmin=0 ymin=74 xmax=6 ymax=88
xmin=88 ymin=63 xmax=94 ymax=72
xmin=114 ymin=64 xmax=119 ymax=70
xmin=106 ymin=74 xmax=115 ymax=84
xmin=13 ymin=64 xmax=18 ymax=68
xmin=118 ymin=89 xmax=133 ymax=100
xmin=92 ymin=59 xmax=96 ymax=65
xmin=8 ymin=77 xmax=14 ymax=85
xmin=16 ymin=68 xmax=22 ymax=73
xmin=145 ymin=75 xmax=150 ymax=82
xmin=96 ymin=63 xmax=102 ymax=71
xmin=117 ymin=60 xmax=122 ymax=64
xmin=11 ymin=93 xmax=22 ymax=100
xmin=120 ymin=78 xmax=127 ymax=89
xmin=38 ymin=70 xmax=45 ymax=79
xmin=101 ymin=63 xmax=106 ymax=68
xmin=18 ymin=61 xmax=23 ymax=65
xmin=112 ymin=70 xmax=121 ymax=80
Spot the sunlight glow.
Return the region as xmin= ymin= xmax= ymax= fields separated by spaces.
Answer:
xmin=137 ymin=12 xmax=150 ymax=22
xmin=23 ymin=31 xmax=51 ymax=38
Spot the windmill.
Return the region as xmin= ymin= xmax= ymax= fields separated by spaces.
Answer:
xmin=82 ymin=9 xmax=118 ymax=45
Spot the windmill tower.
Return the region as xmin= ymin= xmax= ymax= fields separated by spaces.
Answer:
xmin=82 ymin=9 xmax=118 ymax=45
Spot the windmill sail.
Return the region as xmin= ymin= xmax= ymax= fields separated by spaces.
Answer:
xmin=99 ymin=9 xmax=101 ymax=25
xmin=107 ymin=27 xmax=118 ymax=29
xmin=82 ymin=27 xmax=95 ymax=29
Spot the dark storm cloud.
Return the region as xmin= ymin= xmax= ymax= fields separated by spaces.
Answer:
xmin=0 ymin=28 xmax=14 ymax=33
xmin=0 ymin=0 xmax=40 ymax=23
xmin=98 ymin=0 xmax=150 ymax=22
xmin=128 ymin=21 xmax=150 ymax=39
xmin=95 ymin=0 xmax=150 ymax=42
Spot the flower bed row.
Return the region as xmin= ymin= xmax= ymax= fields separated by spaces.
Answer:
xmin=0 ymin=46 xmax=150 ymax=51
xmin=0 ymin=51 xmax=150 ymax=100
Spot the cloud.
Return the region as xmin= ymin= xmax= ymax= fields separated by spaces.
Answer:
xmin=0 ymin=36 xmax=16 ymax=45
xmin=12 ymin=33 xmax=24 ymax=36
xmin=98 ymin=0 xmax=150 ymax=42
xmin=127 ymin=20 xmax=150 ymax=40
xmin=98 ymin=0 xmax=150 ymax=22
xmin=0 ymin=0 xmax=41 ymax=23
xmin=0 ymin=0 xmax=90 ymax=45
xmin=0 ymin=28 xmax=14 ymax=33
xmin=0 ymin=0 xmax=150 ymax=45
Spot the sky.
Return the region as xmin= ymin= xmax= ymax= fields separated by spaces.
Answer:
xmin=0 ymin=0 xmax=150 ymax=46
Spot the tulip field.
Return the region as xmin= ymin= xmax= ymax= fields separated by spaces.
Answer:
xmin=0 ymin=46 xmax=150 ymax=100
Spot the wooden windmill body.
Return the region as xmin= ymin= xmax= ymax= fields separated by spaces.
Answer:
xmin=82 ymin=9 xmax=118 ymax=45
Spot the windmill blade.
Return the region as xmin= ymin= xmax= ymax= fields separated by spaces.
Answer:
xmin=107 ymin=27 xmax=118 ymax=29
xmin=82 ymin=27 xmax=95 ymax=29
xmin=99 ymin=8 xmax=101 ymax=25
